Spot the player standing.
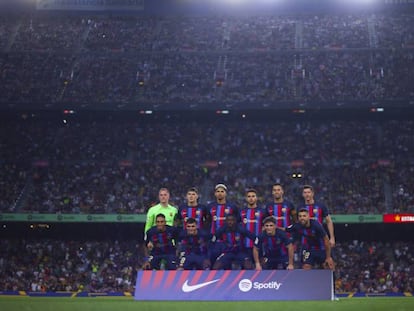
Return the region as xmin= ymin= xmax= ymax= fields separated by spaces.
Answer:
xmin=266 ymin=183 xmax=297 ymax=228
xmin=177 ymin=187 xmax=208 ymax=230
xmin=299 ymin=185 xmax=335 ymax=247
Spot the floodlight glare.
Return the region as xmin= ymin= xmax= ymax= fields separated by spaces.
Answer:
xmin=216 ymin=0 xmax=285 ymax=4
xmin=214 ymin=0 xmax=248 ymax=5
xmin=336 ymin=0 xmax=379 ymax=6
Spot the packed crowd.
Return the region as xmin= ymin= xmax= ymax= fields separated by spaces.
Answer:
xmin=0 ymin=13 xmax=413 ymax=108
xmin=334 ymin=240 xmax=414 ymax=293
xmin=2 ymin=13 xmax=414 ymax=52
xmin=0 ymin=118 xmax=413 ymax=214
xmin=0 ymin=238 xmax=412 ymax=293
xmin=0 ymin=239 xmax=142 ymax=293
xmin=0 ymin=50 xmax=412 ymax=107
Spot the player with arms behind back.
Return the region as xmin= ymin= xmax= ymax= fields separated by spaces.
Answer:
xmin=239 ymin=188 xmax=268 ymax=264
xmin=206 ymin=184 xmax=239 ymax=265
xmin=266 ymin=183 xmax=297 ymax=228
xmin=144 ymin=187 xmax=178 ymax=237
xmin=177 ymin=187 xmax=208 ymax=230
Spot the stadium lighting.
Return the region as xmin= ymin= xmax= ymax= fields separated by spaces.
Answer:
xmin=257 ymin=0 xmax=286 ymax=4
xmin=292 ymin=109 xmax=306 ymax=114
xmin=291 ymin=173 xmax=302 ymax=179
xmin=336 ymin=0 xmax=380 ymax=6
xmin=219 ymin=0 xmax=249 ymax=4
xmin=212 ymin=0 xmax=285 ymax=5
xmin=370 ymin=107 xmax=384 ymax=113
xmin=216 ymin=110 xmax=230 ymax=114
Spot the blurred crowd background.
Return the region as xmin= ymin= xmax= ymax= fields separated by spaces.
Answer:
xmin=0 ymin=12 xmax=413 ymax=109
xmin=1 ymin=118 xmax=413 ymax=215
xmin=0 ymin=239 xmax=413 ymax=294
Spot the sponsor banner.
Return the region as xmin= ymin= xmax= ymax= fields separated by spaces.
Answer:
xmin=76 ymin=291 xmax=129 ymax=297
xmin=330 ymin=214 xmax=382 ymax=223
xmin=36 ymin=0 xmax=144 ymax=11
xmin=0 ymin=214 xmax=384 ymax=224
xmin=350 ymin=292 xmax=411 ymax=298
xmin=0 ymin=213 xmax=145 ymax=223
xmin=134 ymin=270 xmax=333 ymax=301
xmin=383 ymin=213 xmax=414 ymax=223
xmin=0 ymin=291 xmax=131 ymax=297
xmin=1 ymin=290 xmax=413 ymax=299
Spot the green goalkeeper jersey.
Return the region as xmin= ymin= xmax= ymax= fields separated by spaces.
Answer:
xmin=144 ymin=203 xmax=178 ymax=233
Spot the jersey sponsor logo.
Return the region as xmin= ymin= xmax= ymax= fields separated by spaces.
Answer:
xmin=181 ymin=279 xmax=220 ymax=293
xmin=244 ymin=219 xmax=257 ymax=223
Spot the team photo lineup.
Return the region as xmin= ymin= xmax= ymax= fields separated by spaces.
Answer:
xmin=143 ymin=184 xmax=335 ymax=271
xmin=1 ymin=0 xmax=414 ymax=308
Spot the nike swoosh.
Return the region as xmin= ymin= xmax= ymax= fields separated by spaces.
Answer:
xmin=182 ymin=279 xmax=220 ymax=293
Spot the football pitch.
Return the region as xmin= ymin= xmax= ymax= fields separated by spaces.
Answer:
xmin=1 ymin=297 xmax=414 ymax=311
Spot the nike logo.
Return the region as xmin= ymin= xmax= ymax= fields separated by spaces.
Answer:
xmin=182 ymin=279 xmax=220 ymax=293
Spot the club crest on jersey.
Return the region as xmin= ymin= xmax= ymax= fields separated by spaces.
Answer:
xmin=213 ymin=216 xmax=218 ymax=221
xmin=225 ymin=208 xmax=230 ymax=214
xmin=255 ymin=212 xmax=259 ymax=217
xmin=196 ymin=210 xmax=200 ymax=215
xmin=282 ymin=208 xmax=286 ymax=213
xmin=243 ymin=218 xmax=248 ymax=224
xmin=313 ymin=209 xmax=318 ymax=214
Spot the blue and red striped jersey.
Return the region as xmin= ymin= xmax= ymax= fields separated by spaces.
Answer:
xmin=178 ymin=204 xmax=208 ymax=230
xmin=265 ymin=200 xmax=296 ymax=227
xmin=287 ymin=219 xmax=327 ymax=252
xmin=298 ymin=201 xmax=329 ymax=224
xmin=145 ymin=225 xmax=178 ymax=256
xmin=207 ymin=202 xmax=238 ymax=235
xmin=239 ymin=207 xmax=268 ymax=248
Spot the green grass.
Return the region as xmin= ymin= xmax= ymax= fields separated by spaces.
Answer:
xmin=0 ymin=297 xmax=413 ymax=311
